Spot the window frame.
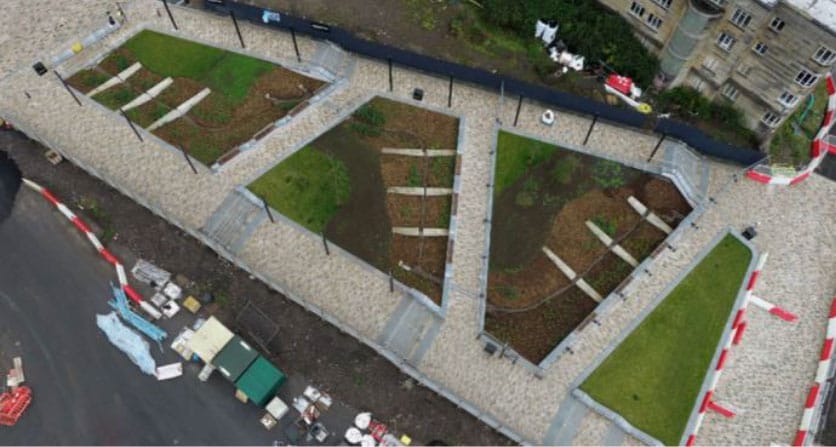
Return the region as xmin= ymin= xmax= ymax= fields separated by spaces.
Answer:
xmin=761 ymin=111 xmax=781 ymax=128
xmin=646 ymin=13 xmax=663 ymax=31
xmin=652 ymin=0 xmax=672 ymax=9
xmin=629 ymin=1 xmax=646 ymax=19
xmin=721 ymin=83 xmax=739 ymax=101
xmin=729 ymin=8 xmax=752 ymax=29
xmin=777 ymin=91 xmax=799 ymax=108
xmin=769 ymin=17 xmax=785 ymax=32
xmin=716 ymin=32 xmax=736 ymax=52
xmin=795 ymin=68 xmax=821 ymax=88
xmin=752 ymin=42 xmax=768 ymax=56
xmin=813 ymin=45 xmax=836 ymax=66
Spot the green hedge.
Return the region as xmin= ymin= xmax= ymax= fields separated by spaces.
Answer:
xmin=480 ymin=0 xmax=659 ymax=86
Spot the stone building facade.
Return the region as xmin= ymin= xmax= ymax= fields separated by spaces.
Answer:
xmin=598 ymin=0 xmax=836 ymax=137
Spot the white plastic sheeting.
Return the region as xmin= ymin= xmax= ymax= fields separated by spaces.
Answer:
xmin=96 ymin=312 xmax=156 ymax=376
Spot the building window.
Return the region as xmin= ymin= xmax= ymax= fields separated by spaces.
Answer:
xmin=762 ymin=111 xmax=781 ymax=127
xmin=778 ymin=91 xmax=799 ymax=107
xmin=689 ymin=76 xmax=705 ymax=92
xmin=813 ymin=46 xmax=836 ymax=66
xmin=629 ymin=1 xmax=646 ymax=18
xmin=702 ymin=55 xmax=718 ymax=71
xmin=730 ymin=8 xmax=752 ymax=28
xmin=652 ymin=0 xmax=673 ymax=8
xmin=753 ymin=42 xmax=768 ymax=55
xmin=717 ymin=32 xmax=736 ymax=52
xmin=795 ymin=68 xmax=820 ymax=88
xmin=646 ymin=14 xmax=663 ymax=31
xmin=721 ymin=83 xmax=739 ymax=101
xmin=769 ymin=17 xmax=786 ymax=32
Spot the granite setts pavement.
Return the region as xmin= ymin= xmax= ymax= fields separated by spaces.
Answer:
xmin=1 ymin=1 xmax=835 ymax=444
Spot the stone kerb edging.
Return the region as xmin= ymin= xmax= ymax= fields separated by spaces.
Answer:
xmin=793 ymin=297 xmax=836 ymax=446
xmin=238 ymin=91 xmax=468 ymax=318
xmin=565 ymin=230 xmax=756 ymax=447
xmin=746 ymin=74 xmax=835 ymax=185
xmin=475 ymin=124 xmax=708 ymax=375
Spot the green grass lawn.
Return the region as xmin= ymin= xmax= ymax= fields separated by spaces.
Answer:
xmin=122 ymin=30 xmax=273 ymax=104
xmin=494 ymin=131 xmax=557 ymax=196
xmin=248 ymin=147 xmax=350 ymax=233
xmin=580 ymin=234 xmax=752 ymax=445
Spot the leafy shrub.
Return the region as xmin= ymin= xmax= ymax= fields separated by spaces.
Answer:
xmin=351 ymin=104 xmax=387 ymax=137
xmin=592 ymin=159 xmax=625 ymax=189
xmin=480 ymin=0 xmax=659 ymax=86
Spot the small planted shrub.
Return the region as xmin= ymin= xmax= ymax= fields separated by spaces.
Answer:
xmin=592 ymin=159 xmax=625 ymax=189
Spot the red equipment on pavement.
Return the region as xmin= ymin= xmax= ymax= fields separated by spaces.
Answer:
xmin=0 ymin=386 xmax=32 ymax=426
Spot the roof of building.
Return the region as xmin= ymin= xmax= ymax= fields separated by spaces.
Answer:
xmin=186 ymin=316 xmax=234 ymax=364
xmin=213 ymin=335 xmax=258 ymax=383
xmin=784 ymin=0 xmax=836 ymax=34
xmin=235 ymin=356 xmax=287 ymax=407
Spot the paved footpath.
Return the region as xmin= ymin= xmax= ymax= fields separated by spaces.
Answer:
xmin=0 ymin=1 xmax=834 ymax=443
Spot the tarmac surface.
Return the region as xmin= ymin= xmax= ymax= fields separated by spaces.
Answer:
xmin=0 ymin=182 xmax=351 ymax=445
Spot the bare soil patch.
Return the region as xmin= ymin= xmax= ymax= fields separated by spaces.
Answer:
xmin=485 ymin=286 xmax=598 ymax=363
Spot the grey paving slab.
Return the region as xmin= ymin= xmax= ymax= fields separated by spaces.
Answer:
xmin=603 ymin=420 xmax=628 ymax=446
xmin=543 ymin=395 xmax=590 ymax=446
xmin=200 ymin=188 xmax=267 ymax=255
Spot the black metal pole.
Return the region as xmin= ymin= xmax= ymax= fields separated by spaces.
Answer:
xmin=322 ymin=233 xmax=330 ymax=255
xmin=162 ymin=0 xmax=178 ymax=30
xmin=261 ymin=197 xmax=274 ymax=223
xmin=230 ymin=11 xmax=245 ymax=49
xmin=448 ymin=76 xmax=453 ymax=108
xmin=583 ymin=115 xmax=598 ymax=146
xmin=389 ymin=270 xmax=394 ymax=292
xmin=54 ymin=71 xmax=82 ymax=107
xmin=647 ymin=134 xmax=665 ymax=162
xmin=513 ymin=95 xmax=523 ymax=127
xmin=121 ymin=110 xmax=143 ymax=142
xmin=290 ymin=27 xmax=301 ymax=63
xmin=388 ymin=58 xmax=393 ymax=92
xmin=180 ymin=146 xmax=198 ymax=174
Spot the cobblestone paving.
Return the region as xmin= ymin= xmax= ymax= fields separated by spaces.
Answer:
xmin=1 ymin=1 xmax=834 ymax=444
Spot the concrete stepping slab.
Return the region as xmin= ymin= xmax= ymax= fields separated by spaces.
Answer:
xmin=86 ymin=62 xmax=142 ymax=97
xmin=147 ymin=87 xmax=211 ymax=131
xmin=627 ymin=196 xmax=673 ymax=234
xmin=542 ymin=246 xmax=603 ymax=302
xmin=392 ymin=227 xmax=449 ymax=237
xmin=387 ymin=186 xmax=453 ymax=196
xmin=585 ymin=220 xmax=639 ymax=267
xmin=381 ymin=148 xmax=456 ymax=157
xmin=120 ymin=77 xmax=173 ymax=112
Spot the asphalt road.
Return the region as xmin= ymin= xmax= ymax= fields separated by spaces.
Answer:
xmin=0 ymin=187 xmax=283 ymax=445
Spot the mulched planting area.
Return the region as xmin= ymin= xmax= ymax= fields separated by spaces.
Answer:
xmin=2 ymin=131 xmax=510 ymax=446
xmin=485 ymin=130 xmax=692 ymax=364
xmin=250 ymin=97 xmax=458 ymax=305
xmin=68 ymin=30 xmax=326 ymax=166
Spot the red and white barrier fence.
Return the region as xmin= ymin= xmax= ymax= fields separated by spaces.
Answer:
xmin=793 ymin=297 xmax=836 ymax=446
xmin=685 ymin=252 xmax=799 ymax=445
xmin=747 ymin=74 xmax=836 ymax=185
xmin=21 ymin=178 xmax=158 ymax=317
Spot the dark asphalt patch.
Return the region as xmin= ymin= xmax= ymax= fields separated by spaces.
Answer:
xmin=0 ymin=150 xmax=22 ymax=224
